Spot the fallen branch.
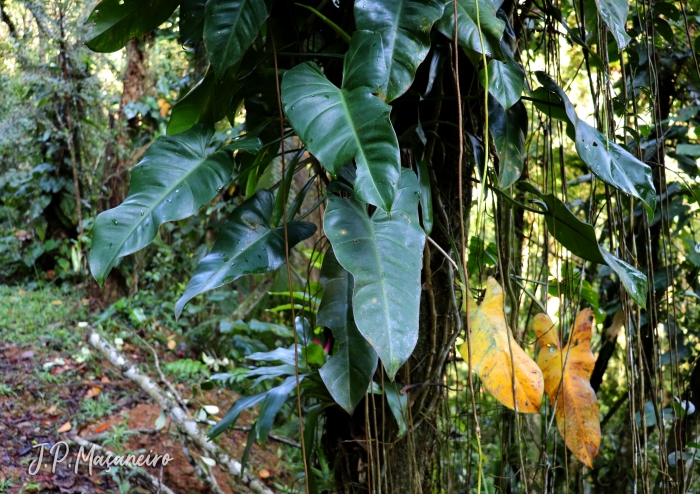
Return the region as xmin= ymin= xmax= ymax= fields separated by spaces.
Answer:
xmin=68 ymin=434 xmax=177 ymax=494
xmin=181 ymin=435 xmax=225 ymax=494
xmin=88 ymin=331 xmax=275 ymax=494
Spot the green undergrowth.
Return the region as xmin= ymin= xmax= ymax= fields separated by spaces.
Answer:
xmin=0 ymin=284 xmax=88 ymax=349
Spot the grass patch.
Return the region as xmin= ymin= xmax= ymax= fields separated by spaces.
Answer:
xmin=0 ymin=285 xmax=88 ymax=348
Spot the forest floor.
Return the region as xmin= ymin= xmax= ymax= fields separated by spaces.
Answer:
xmin=0 ymin=286 xmax=289 ymax=494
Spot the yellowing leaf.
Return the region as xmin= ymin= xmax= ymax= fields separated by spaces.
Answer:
xmin=534 ymin=309 xmax=600 ymax=467
xmin=85 ymin=386 xmax=101 ymax=399
xmin=459 ymin=277 xmax=544 ymax=413
xmin=57 ymin=421 xmax=72 ymax=433
xmin=51 ymin=300 xmax=63 ymax=305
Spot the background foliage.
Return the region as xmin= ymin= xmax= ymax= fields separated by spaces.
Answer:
xmin=1 ymin=0 xmax=700 ymax=493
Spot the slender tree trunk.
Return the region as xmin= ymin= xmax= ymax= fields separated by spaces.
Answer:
xmin=99 ymin=36 xmax=150 ymax=302
xmin=324 ymin=40 xmax=479 ymax=493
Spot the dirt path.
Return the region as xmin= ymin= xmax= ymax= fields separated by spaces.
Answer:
xmin=0 ymin=288 xmax=289 ymax=493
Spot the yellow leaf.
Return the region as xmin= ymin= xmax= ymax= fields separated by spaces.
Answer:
xmin=157 ymin=98 xmax=171 ymax=117
xmin=86 ymin=386 xmax=101 ymax=399
xmin=534 ymin=309 xmax=600 ymax=467
xmin=51 ymin=300 xmax=63 ymax=305
xmin=57 ymin=421 xmax=72 ymax=433
xmin=459 ymin=277 xmax=544 ymax=413
xmin=167 ymin=340 xmax=177 ymax=350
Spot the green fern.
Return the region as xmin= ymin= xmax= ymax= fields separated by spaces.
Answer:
xmin=163 ymin=358 xmax=210 ymax=379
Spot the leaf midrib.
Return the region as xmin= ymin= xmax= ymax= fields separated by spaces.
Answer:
xmin=110 ymin=143 xmax=220 ymax=263
xmin=338 ymin=89 xmax=385 ymax=205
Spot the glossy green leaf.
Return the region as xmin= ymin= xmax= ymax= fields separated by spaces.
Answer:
xmin=436 ymin=0 xmax=505 ymax=58
xmin=175 ymin=190 xmax=317 ymax=317
xmin=341 ymin=31 xmax=387 ymax=92
xmin=594 ymin=0 xmax=631 ymax=48
xmin=535 ymin=72 xmax=656 ymax=218
xmin=89 ymin=125 xmax=261 ymax=285
xmin=384 ymin=382 xmax=409 ymax=437
xmin=325 ymin=169 xmax=426 ymax=379
xmin=318 ymin=249 xmax=378 ymax=415
xmin=167 ymin=67 xmax=242 ymax=135
xmin=203 ymin=0 xmax=272 ymax=76
xmin=599 ymin=249 xmax=648 ymax=307
xmin=521 ymin=182 xmax=648 ymax=307
xmin=489 ymin=97 xmax=527 ymax=189
xmin=85 ymin=0 xmax=179 ymax=52
xmin=481 ymin=57 xmax=524 ymax=111
xmin=531 ymin=87 xmax=570 ymax=123
xmin=287 ymin=175 xmax=318 ymax=221
xmin=180 ymin=0 xmax=206 ymax=45
xmin=417 ymin=157 xmax=433 ymax=234
xmin=209 ymin=392 xmax=266 ymax=439
xmin=354 ymin=0 xmax=446 ymax=101
xmin=520 ymin=183 xmax=606 ymax=264
xmin=255 ymin=375 xmax=302 ymax=442
xmin=281 ymin=46 xmax=401 ymax=211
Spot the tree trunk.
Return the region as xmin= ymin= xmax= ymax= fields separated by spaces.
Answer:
xmin=323 ymin=39 xmax=479 ymax=493
xmin=99 ymin=36 xmax=150 ymax=303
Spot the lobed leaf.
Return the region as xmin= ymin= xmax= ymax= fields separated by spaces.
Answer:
xmin=594 ymin=0 xmax=631 ymax=49
xmin=174 ymin=190 xmax=317 ymax=317
xmin=203 ymin=0 xmax=272 ymax=76
xmin=460 ymin=277 xmax=544 ymax=413
xmin=489 ymin=97 xmax=527 ymax=189
xmin=534 ymin=310 xmax=601 ymax=467
xmin=86 ymin=0 xmax=179 ymax=52
xmin=89 ymin=125 xmax=261 ymax=285
xmin=535 ymin=72 xmax=656 ymax=218
xmin=317 ymin=248 xmax=378 ymax=415
xmin=325 ymin=169 xmax=426 ymax=380
xmin=520 ymin=182 xmax=648 ymax=307
xmin=354 ymin=0 xmax=446 ymax=101
xmin=436 ymin=0 xmax=505 ymax=59
xmin=281 ymin=31 xmax=402 ymax=211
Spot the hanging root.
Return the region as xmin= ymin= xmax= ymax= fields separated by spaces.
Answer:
xmin=87 ymin=330 xmax=275 ymax=494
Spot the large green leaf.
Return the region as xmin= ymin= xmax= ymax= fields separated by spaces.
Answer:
xmin=167 ymin=67 xmax=242 ymax=135
xmin=318 ymin=249 xmax=378 ymax=414
xmin=209 ymin=392 xmax=266 ymax=439
xmin=89 ymin=125 xmax=261 ymax=285
xmin=489 ymin=97 xmax=527 ymax=189
xmin=175 ymin=190 xmax=317 ymax=317
xmin=480 ymin=18 xmax=524 ymax=111
xmin=354 ymin=0 xmax=446 ymax=101
xmin=85 ymin=0 xmax=179 ymax=52
xmin=254 ymin=375 xmax=303 ymax=442
xmin=341 ymin=31 xmax=388 ymax=92
xmin=535 ymin=72 xmax=656 ymax=218
xmin=520 ymin=183 xmax=606 ymax=264
xmin=600 ymin=250 xmax=648 ymax=307
xmin=482 ymin=57 xmax=524 ymax=111
xmin=436 ymin=0 xmax=505 ymax=58
xmin=384 ymin=382 xmax=409 ymax=437
xmin=325 ymin=169 xmax=426 ymax=380
xmin=281 ymin=38 xmax=401 ymax=211
xmin=203 ymin=0 xmax=272 ymax=76
xmin=521 ymin=183 xmax=648 ymax=307
xmin=594 ymin=0 xmax=631 ymax=49
xmin=180 ymin=0 xmax=206 ymax=45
